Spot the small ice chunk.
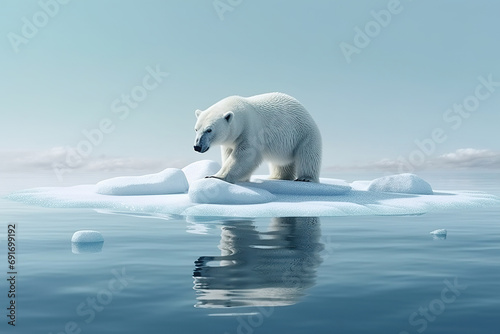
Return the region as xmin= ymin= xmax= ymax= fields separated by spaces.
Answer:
xmin=182 ymin=160 xmax=221 ymax=185
xmin=430 ymin=229 xmax=447 ymax=240
xmin=96 ymin=168 xmax=188 ymax=195
xmin=71 ymin=230 xmax=104 ymax=243
xmin=430 ymin=229 xmax=447 ymax=236
xmin=189 ymin=178 xmax=276 ymax=204
xmin=368 ymin=173 xmax=433 ymax=195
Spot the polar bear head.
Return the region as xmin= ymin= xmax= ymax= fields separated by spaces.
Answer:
xmin=193 ymin=108 xmax=234 ymax=153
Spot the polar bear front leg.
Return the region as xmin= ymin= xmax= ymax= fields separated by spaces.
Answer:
xmin=221 ymin=147 xmax=233 ymax=165
xmin=210 ymin=145 xmax=262 ymax=183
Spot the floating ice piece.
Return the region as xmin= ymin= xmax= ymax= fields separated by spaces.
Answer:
xmin=96 ymin=168 xmax=188 ymax=195
xmin=71 ymin=230 xmax=104 ymax=243
xmin=368 ymin=173 xmax=433 ymax=195
xmin=182 ymin=160 xmax=221 ymax=185
xmin=71 ymin=230 xmax=104 ymax=253
xmin=5 ymin=165 xmax=500 ymax=217
xmin=430 ymin=228 xmax=447 ymax=240
xmin=430 ymin=229 xmax=447 ymax=236
xmin=189 ymin=178 xmax=276 ymax=204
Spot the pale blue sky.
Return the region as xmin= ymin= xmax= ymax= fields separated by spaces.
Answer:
xmin=1 ymin=0 xmax=500 ymax=174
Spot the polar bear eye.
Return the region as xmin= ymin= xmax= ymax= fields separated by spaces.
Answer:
xmin=206 ymin=129 xmax=212 ymax=133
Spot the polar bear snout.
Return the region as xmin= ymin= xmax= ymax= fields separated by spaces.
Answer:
xmin=193 ymin=144 xmax=209 ymax=153
xmin=194 ymin=132 xmax=212 ymax=153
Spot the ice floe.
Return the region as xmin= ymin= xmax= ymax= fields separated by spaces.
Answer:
xmin=5 ymin=160 xmax=500 ymax=218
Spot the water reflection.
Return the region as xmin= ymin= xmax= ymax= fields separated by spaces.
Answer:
xmin=71 ymin=241 xmax=104 ymax=254
xmin=193 ymin=217 xmax=323 ymax=308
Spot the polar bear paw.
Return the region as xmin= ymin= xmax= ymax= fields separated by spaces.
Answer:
xmin=295 ymin=178 xmax=312 ymax=182
xmin=205 ymin=175 xmax=224 ymax=181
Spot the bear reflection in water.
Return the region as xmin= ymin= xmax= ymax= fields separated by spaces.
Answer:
xmin=193 ymin=217 xmax=324 ymax=308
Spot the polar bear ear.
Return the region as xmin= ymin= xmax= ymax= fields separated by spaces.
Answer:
xmin=195 ymin=109 xmax=203 ymax=118
xmin=224 ymin=111 xmax=233 ymax=123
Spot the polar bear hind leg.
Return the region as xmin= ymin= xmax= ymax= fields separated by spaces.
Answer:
xmin=269 ymin=162 xmax=295 ymax=181
xmin=294 ymin=139 xmax=321 ymax=183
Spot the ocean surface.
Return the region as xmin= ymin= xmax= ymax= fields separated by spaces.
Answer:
xmin=1 ymin=171 xmax=499 ymax=334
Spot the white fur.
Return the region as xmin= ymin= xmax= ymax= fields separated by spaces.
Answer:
xmin=194 ymin=92 xmax=322 ymax=183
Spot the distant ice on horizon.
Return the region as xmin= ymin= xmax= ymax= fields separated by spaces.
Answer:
xmin=5 ymin=160 xmax=500 ymax=218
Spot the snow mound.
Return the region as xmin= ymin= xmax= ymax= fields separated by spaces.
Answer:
xmin=96 ymin=168 xmax=188 ymax=195
xmin=182 ymin=160 xmax=221 ymax=185
xmin=189 ymin=178 xmax=276 ymax=204
xmin=349 ymin=180 xmax=371 ymax=191
xmin=368 ymin=173 xmax=433 ymax=195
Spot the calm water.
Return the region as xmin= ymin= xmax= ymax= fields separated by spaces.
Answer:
xmin=1 ymin=171 xmax=499 ymax=334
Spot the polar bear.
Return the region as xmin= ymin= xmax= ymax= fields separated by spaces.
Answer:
xmin=193 ymin=92 xmax=322 ymax=183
